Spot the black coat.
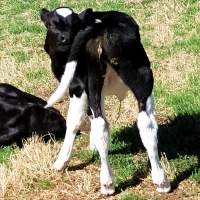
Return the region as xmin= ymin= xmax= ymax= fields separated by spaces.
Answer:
xmin=0 ymin=83 xmax=66 ymax=147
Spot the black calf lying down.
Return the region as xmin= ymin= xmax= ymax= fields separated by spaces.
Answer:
xmin=0 ymin=83 xmax=66 ymax=147
xmin=41 ymin=7 xmax=171 ymax=195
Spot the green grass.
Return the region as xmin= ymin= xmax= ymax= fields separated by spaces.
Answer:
xmin=11 ymin=51 xmax=30 ymax=63
xmin=165 ymin=74 xmax=200 ymax=115
xmin=0 ymin=146 xmax=15 ymax=166
xmin=31 ymin=178 xmax=54 ymax=190
xmin=120 ymin=192 xmax=145 ymax=200
xmin=26 ymin=67 xmax=50 ymax=82
xmin=0 ymin=0 xmax=200 ymax=199
xmin=7 ymin=16 xmax=43 ymax=35
xmin=191 ymin=168 xmax=200 ymax=184
xmin=173 ymin=35 xmax=200 ymax=53
xmin=110 ymin=154 xmax=148 ymax=186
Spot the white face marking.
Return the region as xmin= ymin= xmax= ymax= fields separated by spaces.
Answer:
xmin=56 ymin=8 xmax=72 ymax=18
xmin=95 ymin=18 xmax=102 ymax=23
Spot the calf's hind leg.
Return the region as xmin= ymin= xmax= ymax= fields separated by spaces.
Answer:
xmin=137 ymin=95 xmax=171 ymax=192
xmin=119 ymin=64 xmax=171 ymax=192
xmin=87 ymin=65 xmax=115 ymax=195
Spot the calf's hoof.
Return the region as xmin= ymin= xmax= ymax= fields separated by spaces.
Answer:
xmin=156 ymin=180 xmax=171 ymax=193
xmin=53 ymin=159 xmax=68 ymax=171
xmin=152 ymin=169 xmax=171 ymax=193
xmin=101 ymin=182 xmax=115 ymax=195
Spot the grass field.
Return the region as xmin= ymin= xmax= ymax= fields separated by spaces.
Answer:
xmin=0 ymin=0 xmax=200 ymax=199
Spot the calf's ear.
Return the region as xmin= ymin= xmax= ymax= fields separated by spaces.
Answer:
xmin=78 ymin=8 xmax=94 ymax=26
xmin=40 ymin=8 xmax=51 ymax=28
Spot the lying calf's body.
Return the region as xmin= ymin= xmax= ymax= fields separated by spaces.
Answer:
xmin=0 ymin=83 xmax=66 ymax=147
xmin=41 ymin=7 xmax=171 ymax=195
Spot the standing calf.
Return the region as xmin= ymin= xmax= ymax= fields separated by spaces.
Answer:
xmin=41 ymin=7 xmax=171 ymax=195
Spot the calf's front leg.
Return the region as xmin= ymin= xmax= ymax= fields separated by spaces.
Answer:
xmin=53 ymin=91 xmax=87 ymax=170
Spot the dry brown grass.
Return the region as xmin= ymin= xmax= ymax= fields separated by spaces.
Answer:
xmin=153 ymin=96 xmax=174 ymax=124
xmin=152 ymin=51 xmax=200 ymax=119
xmin=155 ymin=51 xmax=200 ymax=91
xmin=160 ymin=152 xmax=177 ymax=181
xmin=0 ymin=57 xmax=20 ymax=84
xmin=0 ymin=42 xmax=56 ymax=98
xmin=196 ymin=12 xmax=200 ymax=23
xmin=0 ymin=136 xmax=118 ymax=200
xmin=144 ymin=0 xmax=184 ymax=47
xmin=0 ymin=137 xmax=60 ymax=198
xmin=127 ymin=177 xmax=200 ymax=200
xmin=0 ymin=137 xmax=180 ymax=200
xmin=104 ymin=93 xmax=138 ymax=127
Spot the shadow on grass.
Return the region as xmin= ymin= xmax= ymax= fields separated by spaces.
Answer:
xmin=68 ymin=160 xmax=93 ymax=171
xmin=68 ymin=154 xmax=97 ymax=171
xmin=110 ymin=113 xmax=200 ymax=192
xmin=115 ymin=168 xmax=147 ymax=194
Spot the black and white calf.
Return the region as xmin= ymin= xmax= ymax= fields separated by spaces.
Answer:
xmin=0 ymin=83 xmax=66 ymax=147
xmin=41 ymin=7 xmax=171 ymax=195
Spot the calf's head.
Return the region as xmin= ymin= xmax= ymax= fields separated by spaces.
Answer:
xmin=40 ymin=7 xmax=81 ymax=53
xmin=40 ymin=7 xmax=94 ymax=80
xmin=28 ymin=104 xmax=66 ymax=140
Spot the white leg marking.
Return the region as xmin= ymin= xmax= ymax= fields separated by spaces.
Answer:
xmin=89 ymin=117 xmax=96 ymax=151
xmin=90 ymin=117 xmax=115 ymax=195
xmin=45 ymin=61 xmax=77 ymax=108
xmin=56 ymin=8 xmax=72 ymax=18
xmin=53 ymin=91 xmax=87 ymax=170
xmin=137 ymin=95 xmax=171 ymax=193
xmin=89 ymin=96 xmax=106 ymax=151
